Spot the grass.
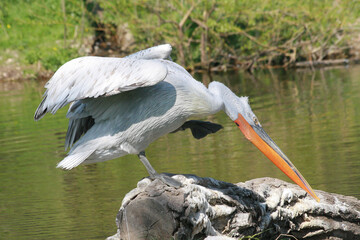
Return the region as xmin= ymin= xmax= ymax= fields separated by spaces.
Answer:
xmin=0 ymin=0 xmax=89 ymax=71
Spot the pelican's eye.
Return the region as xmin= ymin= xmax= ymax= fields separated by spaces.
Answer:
xmin=253 ymin=117 xmax=260 ymax=126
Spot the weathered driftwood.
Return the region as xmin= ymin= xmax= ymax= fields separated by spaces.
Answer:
xmin=107 ymin=174 xmax=360 ymax=240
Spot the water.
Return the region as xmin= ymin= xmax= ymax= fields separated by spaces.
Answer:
xmin=1 ymin=66 xmax=360 ymax=239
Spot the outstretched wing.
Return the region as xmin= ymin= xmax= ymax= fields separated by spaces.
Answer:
xmin=34 ymin=57 xmax=167 ymax=120
xmin=34 ymin=45 xmax=172 ymax=120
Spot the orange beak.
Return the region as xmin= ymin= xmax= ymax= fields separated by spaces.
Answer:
xmin=235 ymin=113 xmax=320 ymax=202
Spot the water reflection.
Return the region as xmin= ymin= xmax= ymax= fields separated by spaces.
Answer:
xmin=1 ymin=66 xmax=360 ymax=239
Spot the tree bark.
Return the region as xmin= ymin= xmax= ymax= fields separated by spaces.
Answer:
xmin=107 ymin=175 xmax=360 ymax=240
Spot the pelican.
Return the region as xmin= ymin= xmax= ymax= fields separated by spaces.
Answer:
xmin=34 ymin=44 xmax=320 ymax=202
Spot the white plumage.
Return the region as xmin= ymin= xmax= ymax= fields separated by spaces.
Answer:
xmin=35 ymin=44 xmax=227 ymax=170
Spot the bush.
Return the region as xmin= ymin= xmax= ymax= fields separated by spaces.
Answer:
xmin=98 ymin=0 xmax=360 ymax=70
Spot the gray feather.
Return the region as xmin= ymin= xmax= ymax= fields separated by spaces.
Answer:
xmin=173 ymin=120 xmax=223 ymax=139
xmin=34 ymin=95 xmax=47 ymax=120
xmin=65 ymin=116 xmax=95 ymax=150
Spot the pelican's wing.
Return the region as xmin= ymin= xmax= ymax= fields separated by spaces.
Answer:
xmin=34 ymin=56 xmax=168 ymax=120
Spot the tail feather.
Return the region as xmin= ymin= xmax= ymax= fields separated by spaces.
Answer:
xmin=56 ymin=150 xmax=94 ymax=170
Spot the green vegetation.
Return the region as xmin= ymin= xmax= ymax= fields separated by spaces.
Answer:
xmin=0 ymin=0 xmax=88 ymax=71
xmin=100 ymin=0 xmax=360 ymax=70
xmin=1 ymin=0 xmax=360 ymax=72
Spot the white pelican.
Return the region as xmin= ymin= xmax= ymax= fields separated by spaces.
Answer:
xmin=34 ymin=44 xmax=319 ymax=201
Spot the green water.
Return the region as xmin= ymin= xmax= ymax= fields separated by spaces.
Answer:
xmin=1 ymin=66 xmax=360 ymax=239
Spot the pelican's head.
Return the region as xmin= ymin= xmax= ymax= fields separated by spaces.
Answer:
xmin=210 ymin=81 xmax=320 ymax=202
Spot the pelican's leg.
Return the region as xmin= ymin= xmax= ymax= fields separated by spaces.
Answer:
xmin=138 ymin=151 xmax=181 ymax=188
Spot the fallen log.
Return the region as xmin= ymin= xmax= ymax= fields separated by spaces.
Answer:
xmin=295 ymin=59 xmax=350 ymax=68
xmin=107 ymin=174 xmax=360 ymax=240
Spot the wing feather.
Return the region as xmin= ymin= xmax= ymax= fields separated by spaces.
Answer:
xmin=34 ymin=57 xmax=168 ymax=120
xmin=125 ymin=44 xmax=172 ymax=60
